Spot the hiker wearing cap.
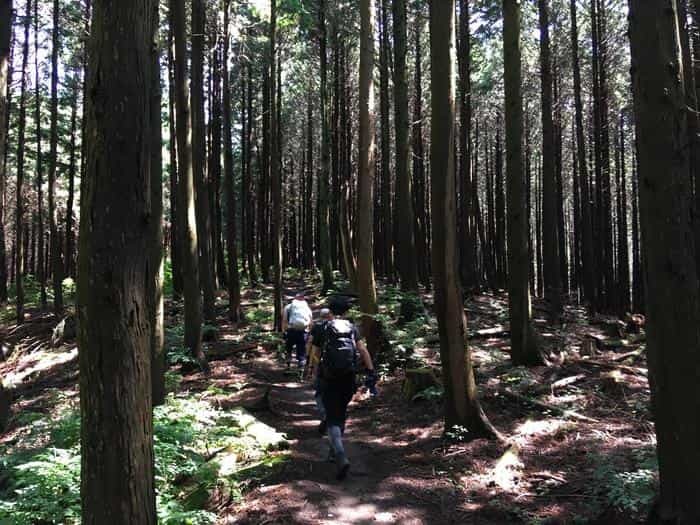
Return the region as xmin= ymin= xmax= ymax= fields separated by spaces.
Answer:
xmin=304 ymin=308 xmax=332 ymax=428
xmin=282 ymin=291 xmax=313 ymax=369
xmin=311 ymin=296 xmax=377 ymax=480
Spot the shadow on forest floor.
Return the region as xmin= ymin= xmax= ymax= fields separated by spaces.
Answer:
xmin=0 ymin=271 xmax=656 ymax=524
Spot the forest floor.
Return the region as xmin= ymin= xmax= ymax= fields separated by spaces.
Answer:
xmin=0 ymin=273 xmax=656 ymax=524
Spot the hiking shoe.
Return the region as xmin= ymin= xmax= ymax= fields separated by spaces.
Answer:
xmin=318 ymin=419 xmax=327 ymax=436
xmin=336 ymin=453 xmax=350 ymax=480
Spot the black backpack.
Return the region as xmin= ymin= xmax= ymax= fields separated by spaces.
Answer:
xmin=321 ymin=319 xmax=357 ymax=377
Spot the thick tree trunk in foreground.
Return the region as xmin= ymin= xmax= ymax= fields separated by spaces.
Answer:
xmin=358 ymin=0 xmax=379 ymax=348
xmin=0 ymin=0 xmax=9 ymax=303
xmin=78 ymin=0 xmax=156 ymax=521
xmin=430 ymin=0 xmax=497 ymax=437
xmin=503 ymin=0 xmax=542 ymax=366
xmin=170 ymin=0 xmax=205 ymax=369
xmin=629 ymin=1 xmax=700 ymax=522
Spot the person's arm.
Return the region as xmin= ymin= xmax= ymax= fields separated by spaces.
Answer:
xmin=357 ymin=340 xmax=374 ymax=372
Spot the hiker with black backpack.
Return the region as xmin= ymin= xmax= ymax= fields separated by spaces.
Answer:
xmin=309 ymin=296 xmax=377 ymax=480
xmin=282 ymin=291 xmax=313 ymax=369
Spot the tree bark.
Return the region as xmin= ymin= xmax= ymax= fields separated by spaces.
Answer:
xmin=429 ymin=0 xmax=497 ymax=438
xmin=538 ymin=0 xmax=561 ymax=320
xmin=150 ymin=1 xmax=165 ymax=407
xmin=15 ymin=0 xmax=31 ymax=323
xmin=570 ymin=0 xmax=596 ymax=307
xmin=629 ymin=1 xmax=700 ymax=521
xmin=319 ymin=0 xmax=333 ymax=293
xmin=191 ymin=0 xmax=215 ymax=322
xmin=0 ymin=0 xmax=10 ymax=303
xmin=379 ymin=0 xmax=392 ymax=278
xmin=167 ymin=28 xmax=182 ymax=299
xmin=270 ymin=0 xmax=283 ymax=331
xmin=223 ymin=0 xmax=241 ymax=322
xmin=358 ymin=0 xmax=379 ymax=341
xmin=393 ymin=0 xmax=418 ymax=291
xmin=48 ymin=0 xmax=62 ymax=311
xmin=34 ymin=0 xmax=46 ymax=308
xmin=503 ymin=0 xmax=541 ymax=366
xmin=78 ymin=0 xmax=157 ymax=521
xmin=170 ymin=0 xmax=206 ymax=369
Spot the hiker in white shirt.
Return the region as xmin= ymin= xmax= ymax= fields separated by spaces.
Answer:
xmin=282 ymin=291 xmax=313 ymax=369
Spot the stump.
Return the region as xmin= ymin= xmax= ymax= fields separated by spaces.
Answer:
xmin=402 ymin=368 xmax=442 ymax=401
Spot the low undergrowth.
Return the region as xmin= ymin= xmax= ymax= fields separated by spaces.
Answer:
xmin=0 ymin=393 xmax=288 ymax=524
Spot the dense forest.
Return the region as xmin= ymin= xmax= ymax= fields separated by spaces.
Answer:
xmin=0 ymin=0 xmax=699 ymax=523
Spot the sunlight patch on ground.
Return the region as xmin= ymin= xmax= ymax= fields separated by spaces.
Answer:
xmin=4 ymin=347 xmax=77 ymax=387
xmin=491 ymin=444 xmax=524 ymax=491
xmin=516 ymin=418 xmax=567 ymax=437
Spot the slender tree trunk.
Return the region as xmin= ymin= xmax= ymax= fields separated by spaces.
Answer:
xmin=631 ymin=148 xmax=644 ymax=313
xmin=170 ymin=0 xmax=206 ymax=369
xmin=358 ymin=0 xmax=379 ymax=345
xmin=192 ymin=0 xmax=215 ymax=321
xmin=304 ymin=90 xmax=314 ymax=269
xmin=0 ymin=0 xmax=10 ymax=303
xmin=392 ymin=0 xmax=418 ymax=291
xmin=15 ymin=0 xmax=31 ymax=323
xmin=150 ymin=2 xmax=165 ymax=407
xmin=629 ymin=2 xmax=700 ymax=521
xmin=412 ymin=13 xmax=429 ymax=288
xmin=379 ymin=0 xmax=392 ymax=278
xmin=429 ymin=0 xmax=497 ymax=438
xmin=538 ymin=0 xmax=561 ymax=320
xmin=318 ymin=0 xmax=333 ymax=293
xmin=458 ymin=0 xmax=476 ymax=291
xmin=167 ymin=29 xmax=182 ymax=299
xmin=245 ymin=62 xmax=258 ymax=283
xmin=223 ymin=0 xmax=241 ymax=321
xmin=270 ymin=0 xmax=283 ymax=331
xmin=504 ymin=0 xmax=541 ymax=366
xmin=617 ymin=112 xmax=630 ymax=315
xmin=34 ymin=0 xmax=46 ymax=308
xmin=48 ymin=0 xmax=62 ymax=311
xmin=570 ymin=0 xmax=595 ymax=306
xmin=65 ymin=77 xmax=78 ymax=280
xmin=495 ymin=123 xmax=506 ymax=287
xmin=78 ymin=0 xmax=157 ymax=521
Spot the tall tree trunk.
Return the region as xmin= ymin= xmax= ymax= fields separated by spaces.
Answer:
xmin=458 ymin=0 xmax=476 ymax=291
xmin=65 ymin=76 xmax=78 ymax=279
xmin=429 ymin=0 xmax=497 ymax=438
xmin=245 ymin=62 xmax=258 ymax=284
xmin=270 ymin=0 xmax=283 ymax=331
xmin=0 ymin=0 xmax=10 ymax=303
xmin=629 ymin=2 xmax=700 ymax=521
xmin=150 ymin=2 xmax=165 ymax=407
xmin=617 ymin=112 xmax=630 ymax=315
xmin=48 ymin=0 xmax=62 ymax=311
xmin=495 ymin=122 xmax=506 ymax=287
xmin=318 ymin=0 xmax=333 ymax=293
xmin=192 ymin=0 xmax=215 ymax=321
xmin=358 ymin=0 xmax=379 ymax=346
xmin=412 ymin=13 xmax=429 ymax=288
xmin=631 ymin=148 xmax=644 ymax=313
xmin=379 ymin=0 xmax=392 ymax=278
xmin=393 ymin=0 xmax=418 ymax=291
xmin=503 ymin=0 xmax=541 ymax=366
xmin=304 ymin=90 xmax=314 ymax=269
xmin=34 ymin=0 xmax=46 ymax=307
xmin=170 ymin=0 xmax=206 ymax=369
xmin=538 ymin=0 xmax=561 ymax=320
xmin=78 ymin=0 xmax=156 ymax=521
xmin=15 ymin=0 xmax=31 ymax=323
xmin=570 ymin=0 xmax=596 ymax=306
xmin=167 ymin=29 xmax=182 ymax=299
xmin=222 ymin=0 xmax=241 ymax=322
